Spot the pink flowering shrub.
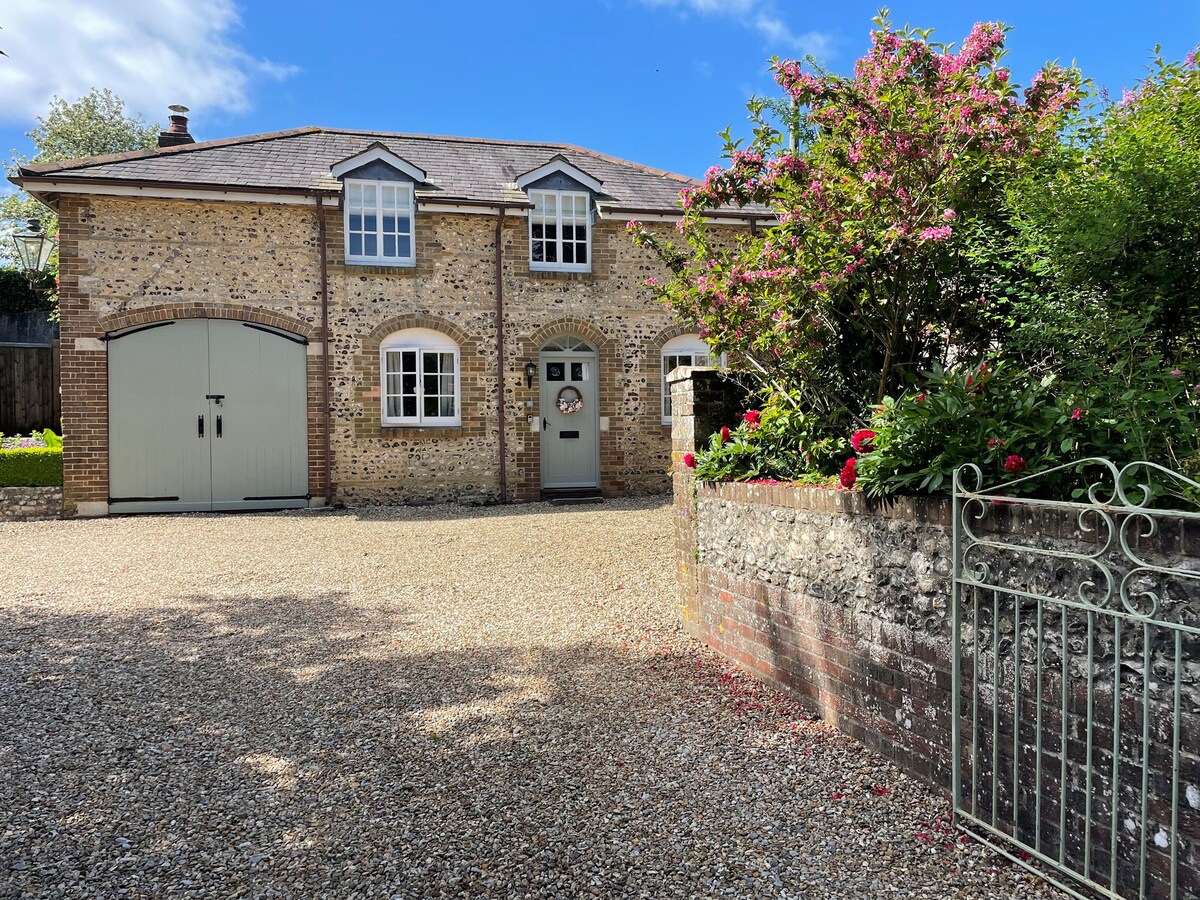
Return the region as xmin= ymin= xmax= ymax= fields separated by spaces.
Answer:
xmin=631 ymin=12 xmax=1083 ymax=419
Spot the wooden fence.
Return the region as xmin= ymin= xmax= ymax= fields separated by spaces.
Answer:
xmin=0 ymin=342 xmax=60 ymax=434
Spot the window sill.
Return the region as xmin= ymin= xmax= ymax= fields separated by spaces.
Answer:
xmin=529 ymin=264 xmax=592 ymax=274
xmin=380 ymin=424 xmax=464 ymax=439
xmin=382 ymin=421 xmax=461 ymax=429
xmin=346 ymin=258 xmax=416 ymax=268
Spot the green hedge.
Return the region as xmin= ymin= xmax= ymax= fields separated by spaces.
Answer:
xmin=0 ymin=446 xmax=63 ymax=486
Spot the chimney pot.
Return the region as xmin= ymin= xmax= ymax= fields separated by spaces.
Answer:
xmin=158 ymin=105 xmax=195 ymax=148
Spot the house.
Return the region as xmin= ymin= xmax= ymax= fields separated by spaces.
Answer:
xmin=12 ymin=110 xmax=764 ymax=516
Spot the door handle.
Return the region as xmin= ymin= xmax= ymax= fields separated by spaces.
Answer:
xmin=543 ymin=417 xmax=548 ymax=432
xmin=198 ymin=415 xmax=204 ymax=438
xmin=216 ymin=415 xmax=223 ymax=438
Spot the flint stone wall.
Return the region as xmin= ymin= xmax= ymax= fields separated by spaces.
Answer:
xmin=55 ymin=194 xmax=699 ymax=513
xmin=671 ymin=369 xmax=1199 ymax=899
xmin=0 ymin=486 xmax=63 ymax=520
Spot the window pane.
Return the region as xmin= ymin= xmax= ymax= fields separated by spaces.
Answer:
xmin=440 ymin=353 xmax=454 ymax=373
xmin=424 ymin=396 xmax=439 ymax=417
xmin=364 ymin=215 xmax=377 ymax=231
xmin=402 ymin=350 xmax=417 ymax=372
xmin=383 ymin=235 xmax=396 ymax=257
xmin=424 ymin=372 xmax=438 ymax=394
xmin=440 ymin=374 xmax=454 ymax=395
xmin=664 ymin=394 xmax=673 ymax=417
xmin=544 ymin=224 xmax=557 ymax=240
xmin=562 ymin=224 xmax=573 ymax=241
xmin=387 ymin=396 xmax=403 ymax=418
xmin=383 ymin=215 xmax=396 ymax=232
xmin=532 ymin=241 xmax=544 ymax=262
xmin=350 ymin=213 xmax=363 ymax=231
xmin=545 ymin=241 xmax=557 ymax=262
xmin=440 ymin=396 xmax=455 ymax=417
xmin=563 ymin=243 xmax=574 ymax=264
xmin=547 ymin=362 xmax=564 ymax=382
xmin=396 ymin=215 xmax=410 ymax=236
xmin=397 ymin=235 xmax=411 ymax=258
xmin=403 ymin=395 xmax=417 ymax=417
xmin=360 ymin=183 xmax=377 ymax=205
xmin=402 ymin=371 xmax=417 ymax=394
xmin=532 ymin=223 xmax=544 ymax=239
xmin=576 ymin=243 xmax=587 ymax=264
xmin=386 ymin=372 xmax=402 ymax=394
xmin=349 ymin=234 xmax=362 ymax=256
xmin=364 ymin=234 xmax=377 ymax=256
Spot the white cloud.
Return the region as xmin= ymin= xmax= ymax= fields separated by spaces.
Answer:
xmin=638 ymin=0 xmax=834 ymax=58
xmin=0 ymin=0 xmax=297 ymax=126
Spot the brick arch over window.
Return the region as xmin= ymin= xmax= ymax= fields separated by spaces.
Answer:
xmin=98 ymin=303 xmax=318 ymax=340
xmin=649 ymin=324 xmax=694 ymax=351
xmin=361 ymin=314 xmax=473 ymax=352
xmin=354 ymin=314 xmax=484 ymax=439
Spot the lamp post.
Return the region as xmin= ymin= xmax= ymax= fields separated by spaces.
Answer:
xmin=11 ymin=219 xmax=57 ymax=288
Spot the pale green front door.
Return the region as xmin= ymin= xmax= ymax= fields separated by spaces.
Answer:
xmin=108 ymin=319 xmax=308 ymax=514
xmin=539 ymin=350 xmax=600 ymax=489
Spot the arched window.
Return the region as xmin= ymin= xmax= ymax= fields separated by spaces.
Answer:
xmin=661 ymin=334 xmax=720 ymax=424
xmin=380 ymin=328 xmax=460 ymax=426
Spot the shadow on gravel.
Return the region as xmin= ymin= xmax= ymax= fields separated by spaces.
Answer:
xmin=0 ymin=593 xmax=726 ymax=897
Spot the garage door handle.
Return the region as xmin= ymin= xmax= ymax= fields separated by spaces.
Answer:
xmin=198 ymin=415 xmax=204 ymax=438
xmin=216 ymin=415 xmax=223 ymax=438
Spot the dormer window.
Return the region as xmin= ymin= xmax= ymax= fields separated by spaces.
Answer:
xmin=331 ymin=142 xmax=426 ymax=268
xmin=530 ymin=190 xmax=590 ymax=272
xmin=345 ymin=180 xmax=414 ymax=266
xmin=516 ymin=155 xmax=603 ymax=275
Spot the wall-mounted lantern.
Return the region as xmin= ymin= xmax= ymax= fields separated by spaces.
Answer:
xmin=11 ymin=219 xmax=57 ymax=288
xmin=524 ymin=361 xmax=538 ymax=388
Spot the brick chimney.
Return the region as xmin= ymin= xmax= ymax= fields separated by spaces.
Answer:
xmin=158 ymin=105 xmax=195 ymax=148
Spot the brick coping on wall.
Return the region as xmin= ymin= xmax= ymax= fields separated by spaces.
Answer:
xmin=696 ymin=480 xmax=953 ymax=525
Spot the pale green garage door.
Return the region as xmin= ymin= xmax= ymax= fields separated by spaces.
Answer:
xmin=108 ymin=319 xmax=309 ymax=514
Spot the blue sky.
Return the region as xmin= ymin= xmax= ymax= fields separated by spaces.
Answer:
xmin=1 ymin=0 xmax=1198 ymax=181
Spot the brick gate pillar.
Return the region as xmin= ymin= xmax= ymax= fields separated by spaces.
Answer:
xmin=668 ymin=367 xmax=746 ymax=640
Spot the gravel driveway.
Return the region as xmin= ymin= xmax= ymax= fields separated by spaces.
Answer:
xmin=0 ymin=500 xmax=1063 ymax=899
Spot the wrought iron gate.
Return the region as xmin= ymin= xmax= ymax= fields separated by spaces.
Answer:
xmin=951 ymin=460 xmax=1199 ymax=900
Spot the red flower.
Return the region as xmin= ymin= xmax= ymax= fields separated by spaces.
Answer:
xmin=914 ymin=393 xmax=926 ymax=403
xmin=683 ymin=453 xmax=696 ymax=469
xmin=988 ymin=437 xmax=1005 ymax=448
xmin=839 ymin=457 xmax=858 ymax=489
xmin=743 ymin=410 xmax=761 ymax=431
xmin=1071 ymin=407 xmax=1084 ymax=421
xmin=851 ymin=429 xmax=877 ymax=453
xmin=720 ymin=426 xmax=731 ymax=444
xmin=1003 ymin=454 xmax=1027 ymax=474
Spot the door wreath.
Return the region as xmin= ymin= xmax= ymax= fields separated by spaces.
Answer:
xmin=556 ymin=386 xmax=583 ymax=414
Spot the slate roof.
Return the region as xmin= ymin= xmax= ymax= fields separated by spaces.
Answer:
xmin=14 ymin=127 xmax=757 ymax=217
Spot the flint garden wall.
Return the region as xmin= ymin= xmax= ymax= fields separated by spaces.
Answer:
xmin=668 ymin=367 xmax=1198 ymax=897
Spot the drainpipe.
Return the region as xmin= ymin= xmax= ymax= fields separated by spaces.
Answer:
xmin=318 ymin=199 xmax=333 ymax=506
xmin=495 ymin=206 xmax=508 ymax=502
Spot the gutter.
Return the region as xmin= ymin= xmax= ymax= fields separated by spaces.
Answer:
xmin=495 ymin=205 xmax=508 ymax=502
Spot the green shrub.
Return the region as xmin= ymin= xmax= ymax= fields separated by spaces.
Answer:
xmin=0 ymin=446 xmax=63 ymax=486
xmin=42 ymin=429 xmax=62 ymax=449
xmin=855 ymin=357 xmax=1199 ymax=500
xmin=693 ymin=400 xmax=847 ymax=483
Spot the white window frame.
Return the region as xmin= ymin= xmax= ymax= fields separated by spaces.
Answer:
xmin=380 ymin=329 xmax=461 ymax=427
xmin=661 ymin=335 xmax=723 ymax=425
xmin=345 ymin=178 xmax=416 ymax=267
xmin=528 ymin=189 xmax=592 ymax=273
